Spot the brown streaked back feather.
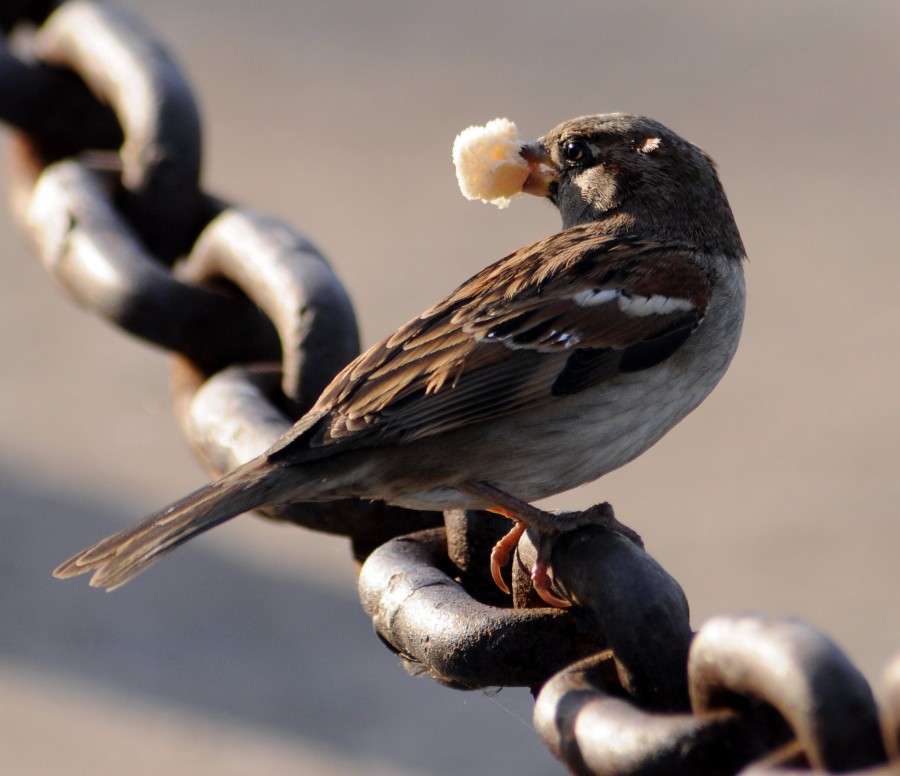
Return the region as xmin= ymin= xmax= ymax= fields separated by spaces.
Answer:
xmin=269 ymin=228 xmax=710 ymax=465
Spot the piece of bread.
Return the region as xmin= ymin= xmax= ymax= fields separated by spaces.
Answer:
xmin=452 ymin=118 xmax=528 ymax=209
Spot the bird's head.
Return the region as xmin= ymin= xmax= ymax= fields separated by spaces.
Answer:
xmin=521 ymin=113 xmax=745 ymax=258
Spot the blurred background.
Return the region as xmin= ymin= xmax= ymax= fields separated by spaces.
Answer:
xmin=1 ymin=1 xmax=898 ymax=773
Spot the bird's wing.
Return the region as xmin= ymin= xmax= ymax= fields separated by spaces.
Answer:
xmin=269 ymin=226 xmax=711 ymax=463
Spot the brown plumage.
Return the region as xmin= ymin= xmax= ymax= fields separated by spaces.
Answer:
xmin=55 ymin=114 xmax=746 ymax=603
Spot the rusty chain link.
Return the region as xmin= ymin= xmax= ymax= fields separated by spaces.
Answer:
xmin=2 ymin=3 xmax=899 ymax=773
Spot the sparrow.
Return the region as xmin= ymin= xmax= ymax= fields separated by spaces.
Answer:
xmin=54 ymin=113 xmax=746 ymax=606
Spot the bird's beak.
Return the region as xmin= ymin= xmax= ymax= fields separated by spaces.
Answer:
xmin=520 ymin=140 xmax=557 ymax=197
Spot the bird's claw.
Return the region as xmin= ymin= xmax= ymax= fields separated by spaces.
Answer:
xmin=490 ymin=519 xmax=572 ymax=607
xmin=489 ymin=521 xmax=526 ymax=594
xmin=530 ymin=555 xmax=571 ymax=608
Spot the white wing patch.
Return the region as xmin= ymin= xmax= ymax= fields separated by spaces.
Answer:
xmin=572 ymin=288 xmax=694 ymax=317
xmin=619 ymin=293 xmax=695 ymax=316
xmin=571 ymin=288 xmax=618 ymax=306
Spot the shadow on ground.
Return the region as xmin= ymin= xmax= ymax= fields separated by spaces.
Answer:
xmin=0 ymin=467 xmax=556 ymax=776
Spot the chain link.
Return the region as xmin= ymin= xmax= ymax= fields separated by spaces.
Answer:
xmin=2 ymin=3 xmax=899 ymax=773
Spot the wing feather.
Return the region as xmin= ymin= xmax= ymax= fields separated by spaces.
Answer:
xmin=269 ymin=227 xmax=711 ymax=465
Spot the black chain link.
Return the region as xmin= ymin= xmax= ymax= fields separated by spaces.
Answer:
xmin=3 ymin=3 xmax=899 ymax=773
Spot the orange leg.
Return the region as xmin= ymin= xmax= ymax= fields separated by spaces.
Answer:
xmin=462 ymin=482 xmax=576 ymax=607
xmin=484 ymin=507 xmax=572 ymax=607
xmin=458 ymin=481 xmax=641 ymax=609
xmin=489 ymin=518 xmax=525 ymax=594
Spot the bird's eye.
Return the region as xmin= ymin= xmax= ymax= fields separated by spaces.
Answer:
xmin=561 ymin=138 xmax=591 ymax=165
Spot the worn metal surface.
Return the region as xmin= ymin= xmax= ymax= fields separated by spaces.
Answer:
xmin=529 ymin=525 xmax=693 ymax=709
xmin=689 ymin=615 xmax=887 ymax=772
xmin=23 ymin=160 xmax=276 ymax=371
xmin=533 ymin=651 xmax=790 ymax=776
xmin=179 ymin=208 xmax=360 ymax=405
xmin=35 ymin=0 xmax=203 ymax=257
xmin=359 ymin=527 xmax=608 ymax=689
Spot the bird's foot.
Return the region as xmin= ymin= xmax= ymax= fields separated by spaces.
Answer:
xmin=461 ymin=481 xmax=642 ymax=608
xmin=489 ymin=518 xmax=571 ymax=606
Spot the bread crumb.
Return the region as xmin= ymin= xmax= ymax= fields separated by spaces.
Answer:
xmin=452 ymin=118 xmax=528 ymax=209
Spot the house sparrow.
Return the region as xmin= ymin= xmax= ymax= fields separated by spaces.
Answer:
xmin=54 ymin=114 xmax=746 ymax=606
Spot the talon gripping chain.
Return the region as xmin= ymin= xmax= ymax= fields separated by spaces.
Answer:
xmin=2 ymin=3 xmax=898 ymax=773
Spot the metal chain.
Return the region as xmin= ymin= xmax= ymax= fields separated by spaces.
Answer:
xmin=2 ymin=3 xmax=899 ymax=773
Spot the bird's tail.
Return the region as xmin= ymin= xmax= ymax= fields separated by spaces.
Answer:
xmin=54 ymin=456 xmax=289 ymax=590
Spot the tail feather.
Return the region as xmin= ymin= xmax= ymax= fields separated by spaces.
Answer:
xmin=54 ymin=457 xmax=285 ymax=590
